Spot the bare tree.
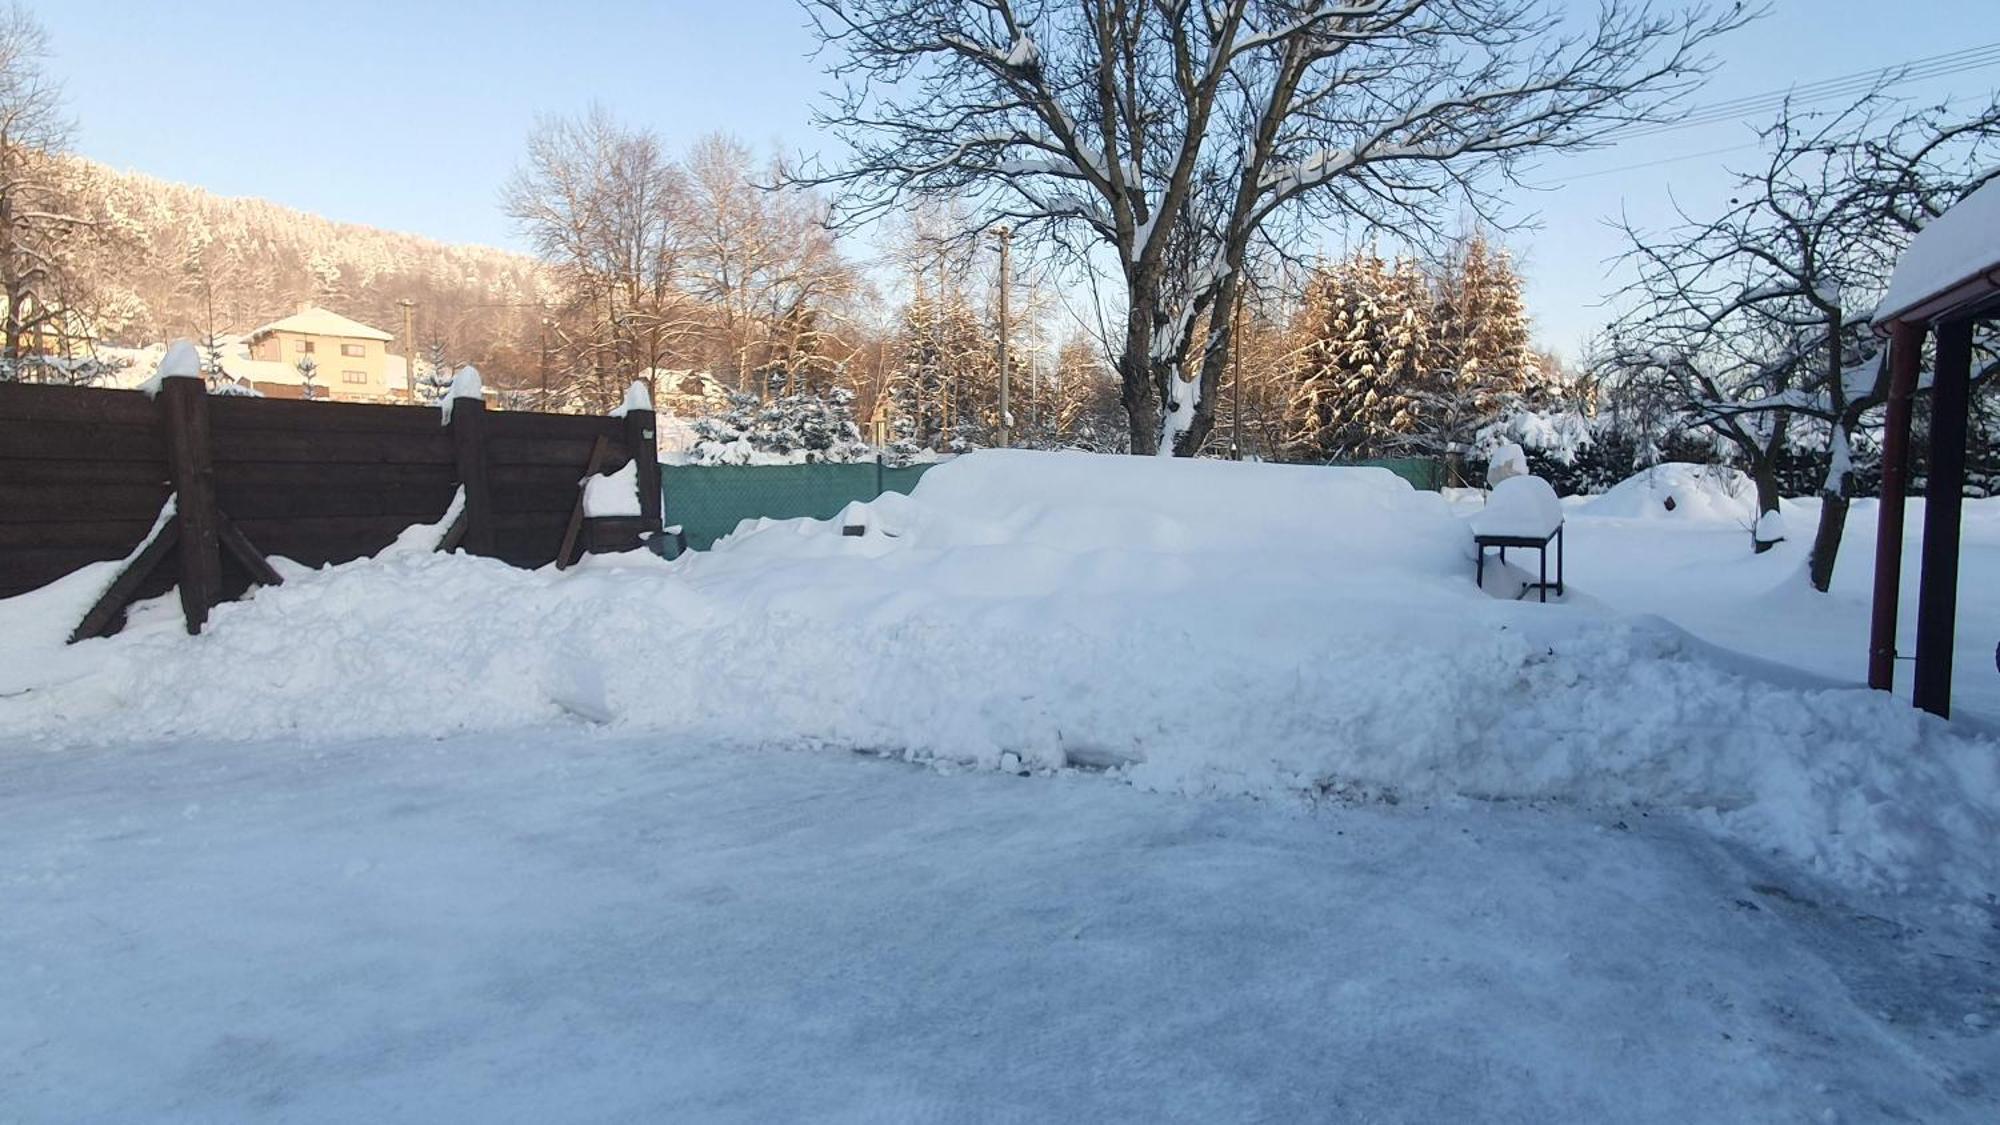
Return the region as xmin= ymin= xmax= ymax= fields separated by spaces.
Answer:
xmin=504 ymin=106 xmax=704 ymax=410
xmin=679 ymin=134 xmax=856 ymax=396
xmin=797 ymin=0 xmax=1748 ymax=456
xmin=0 ymin=4 xmax=92 ymax=373
xmin=1603 ymin=89 xmax=2000 ymax=584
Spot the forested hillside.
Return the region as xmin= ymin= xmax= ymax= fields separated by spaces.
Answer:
xmin=63 ymin=158 xmax=550 ymax=374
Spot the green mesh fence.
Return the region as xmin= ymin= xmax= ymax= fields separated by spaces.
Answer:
xmin=661 ymin=460 xmax=940 ymax=551
xmin=661 ymin=455 xmax=1440 ymax=553
xmin=1334 ymin=457 xmax=1448 ymax=492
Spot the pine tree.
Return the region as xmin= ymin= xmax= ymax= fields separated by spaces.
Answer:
xmin=1423 ymin=232 xmax=1538 ymax=455
xmin=295 ymin=353 xmax=320 ymax=400
xmin=415 ymin=338 xmax=454 ymax=404
xmin=1284 ymin=252 xmax=1426 ymax=459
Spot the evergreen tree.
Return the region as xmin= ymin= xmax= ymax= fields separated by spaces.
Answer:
xmin=1422 ymin=232 xmax=1539 ymax=456
xmin=415 ymin=338 xmax=454 ymax=404
xmin=1285 ymin=252 xmax=1424 ymax=459
xmin=295 ymin=354 xmax=320 ymax=400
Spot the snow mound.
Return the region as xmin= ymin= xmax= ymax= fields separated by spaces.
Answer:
xmin=1469 ymin=476 xmax=1562 ymax=539
xmin=1486 ymin=442 xmax=1530 ymax=486
xmin=3 ymin=450 xmax=1996 ymax=905
xmin=816 ymin=449 xmax=1460 ymax=567
xmin=1578 ymin=464 xmax=1757 ymax=523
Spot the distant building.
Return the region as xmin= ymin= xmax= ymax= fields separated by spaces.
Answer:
xmin=241 ymin=306 xmax=402 ymax=402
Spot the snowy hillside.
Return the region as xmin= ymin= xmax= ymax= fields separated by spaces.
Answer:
xmin=61 ymin=156 xmax=549 ymax=347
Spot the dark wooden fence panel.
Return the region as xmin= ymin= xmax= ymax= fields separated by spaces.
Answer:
xmin=0 ymin=380 xmax=658 ymax=603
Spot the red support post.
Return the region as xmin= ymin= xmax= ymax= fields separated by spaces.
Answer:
xmin=1913 ymin=317 xmax=1974 ymax=717
xmin=1868 ymin=321 xmax=1923 ymax=692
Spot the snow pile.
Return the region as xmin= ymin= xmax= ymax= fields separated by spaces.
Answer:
xmin=582 ymin=462 xmax=642 ymax=518
xmin=1876 ymin=176 xmax=2000 ymax=325
xmin=1485 ymin=442 xmax=1531 ymax=485
xmin=1469 ymin=475 xmax=1562 ymax=539
xmin=1578 ymin=463 xmax=1758 ymax=523
xmin=2 ymin=451 xmax=1997 ymax=904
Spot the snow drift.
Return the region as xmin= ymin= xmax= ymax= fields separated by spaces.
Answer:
xmin=1578 ymin=463 xmax=1760 ymax=523
xmin=1 ymin=450 xmax=1995 ymax=904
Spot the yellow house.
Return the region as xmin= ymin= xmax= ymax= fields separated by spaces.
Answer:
xmin=243 ymin=306 xmax=401 ymax=402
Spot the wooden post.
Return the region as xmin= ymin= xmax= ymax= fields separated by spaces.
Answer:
xmin=1913 ymin=316 xmax=1973 ymax=717
xmin=1868 ymin=321 xmax=1923 ymax=692
xmin=623 ymin=406 xmax=662 ymax=529
xmin=449 ymin=397 xmax=495 ymax=556
xmin=159 ymin=376 xmax=221 ymax=634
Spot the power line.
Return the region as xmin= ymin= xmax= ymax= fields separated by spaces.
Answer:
xmin=1610 ymin=41 xmax=2000 ymax=142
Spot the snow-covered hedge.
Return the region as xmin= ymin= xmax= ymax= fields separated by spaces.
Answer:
xmin=688 ymin=389 xmax=876 ymax=465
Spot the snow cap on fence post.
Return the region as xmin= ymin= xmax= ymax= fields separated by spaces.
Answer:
xmin=140 ymin=339 xmax=206 ymax=398
xmin=439 ymin=365 xmax=484 ymax=426
xmin=610 ymin=379 xmax=652 ymax=418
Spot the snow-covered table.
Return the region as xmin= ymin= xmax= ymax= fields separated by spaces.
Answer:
xmin=1470 ymin=475 xmax=1565 ymax=602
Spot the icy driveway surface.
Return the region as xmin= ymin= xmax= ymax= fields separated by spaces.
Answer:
xmin=4 ymin=731 xmax=1995 ymax=1123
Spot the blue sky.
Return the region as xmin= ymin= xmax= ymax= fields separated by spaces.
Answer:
xmin=39 ymin=0 xmax=2000 ymax=356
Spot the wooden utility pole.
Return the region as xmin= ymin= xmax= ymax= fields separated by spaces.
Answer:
xmin=995 ymin=225 xmax=1012 ymax=447
xmin=397 ymin=298 xmax=416 ymax=398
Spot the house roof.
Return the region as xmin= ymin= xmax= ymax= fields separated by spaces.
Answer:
xmin=1874 ymin=177 xmax=2000 ymax=331
xmin=246 ymin=306 xmax=395 ymax=343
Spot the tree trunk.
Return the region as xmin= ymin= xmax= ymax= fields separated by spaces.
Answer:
xmin=1808 ymin=492 xmax=1850 ymax=591
xmin=1119 ymin=299 xmax=1160 ymax=455
xmin=1807 ymin=420 xmax=1858 ymax=592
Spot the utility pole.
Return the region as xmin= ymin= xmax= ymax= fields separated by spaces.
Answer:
xmin=995 ymin=225 xmax=1012 ymax=447
xmin=397 ymin=298 xmax=416 ymax=400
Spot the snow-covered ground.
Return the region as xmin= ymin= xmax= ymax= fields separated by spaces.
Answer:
xmin=5 ymin=729 xmax=1995 ymax=1123
xmin=3 ymin=451 xmax=1997 ymax=1119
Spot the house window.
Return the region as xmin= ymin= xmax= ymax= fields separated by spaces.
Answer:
xmin=341 ymin=343 xmax=365 ymax=357
xmin=294 ymin=339 xmax=314 ymax=354
xmin=342 ymin=370 xmax=368 ymax=384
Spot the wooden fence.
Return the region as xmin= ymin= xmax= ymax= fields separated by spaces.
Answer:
xmin=0 ymin=377 xmax=662 ymax=635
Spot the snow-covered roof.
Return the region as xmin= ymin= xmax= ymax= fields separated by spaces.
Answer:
xmin=1873 ymin=177 xmax=2000 ymax=330
xmin=246 ymin=305 xmax=395 ymax=343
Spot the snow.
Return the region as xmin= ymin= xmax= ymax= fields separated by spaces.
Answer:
xmin=437 ymin=365 xmax=483 ymax=425
xmin=1469 ymin=475 xmax=1562 ymax=539
xmin=1485 ymin=440 xmax=1531 ymax=485
xmin=4 ymin=449 xmax=1995 ymax=904
xmin=609 ymin=378 xmax=652 ymax=418
xmin=1578 ymin=463 xmax=1758 ymax=523
xmin=245 ymin=304 xmax=395 ymax=342
xmin=1876 ymin=176 xmax=2000 ymax=325
xmin=6 ymin=449 xmax=2000 ymax=1117
xmin=136 ymin=338 xmax=204 ymax=397
xmin=5 ymin=730 xmax=1998 ymax=1122
xmin=582 ymin=461 xmax=642 ymax=518
xmin=1755 ymin=507 xmax=1789 ymax=543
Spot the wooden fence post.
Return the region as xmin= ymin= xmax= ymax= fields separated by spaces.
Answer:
xmin=623 ymin=404 xmax=662 ymax=530
xmin=449 ymin=397 xmax=495 ymax=556
xmin=159 ymin=375 xmax=221 ymax=634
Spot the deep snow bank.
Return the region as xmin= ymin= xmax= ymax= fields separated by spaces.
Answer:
xmin=1579 ymin=463 xmax=1760 ymax=523
xmin=2 ymin=451 xmax=1995 ymax=903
